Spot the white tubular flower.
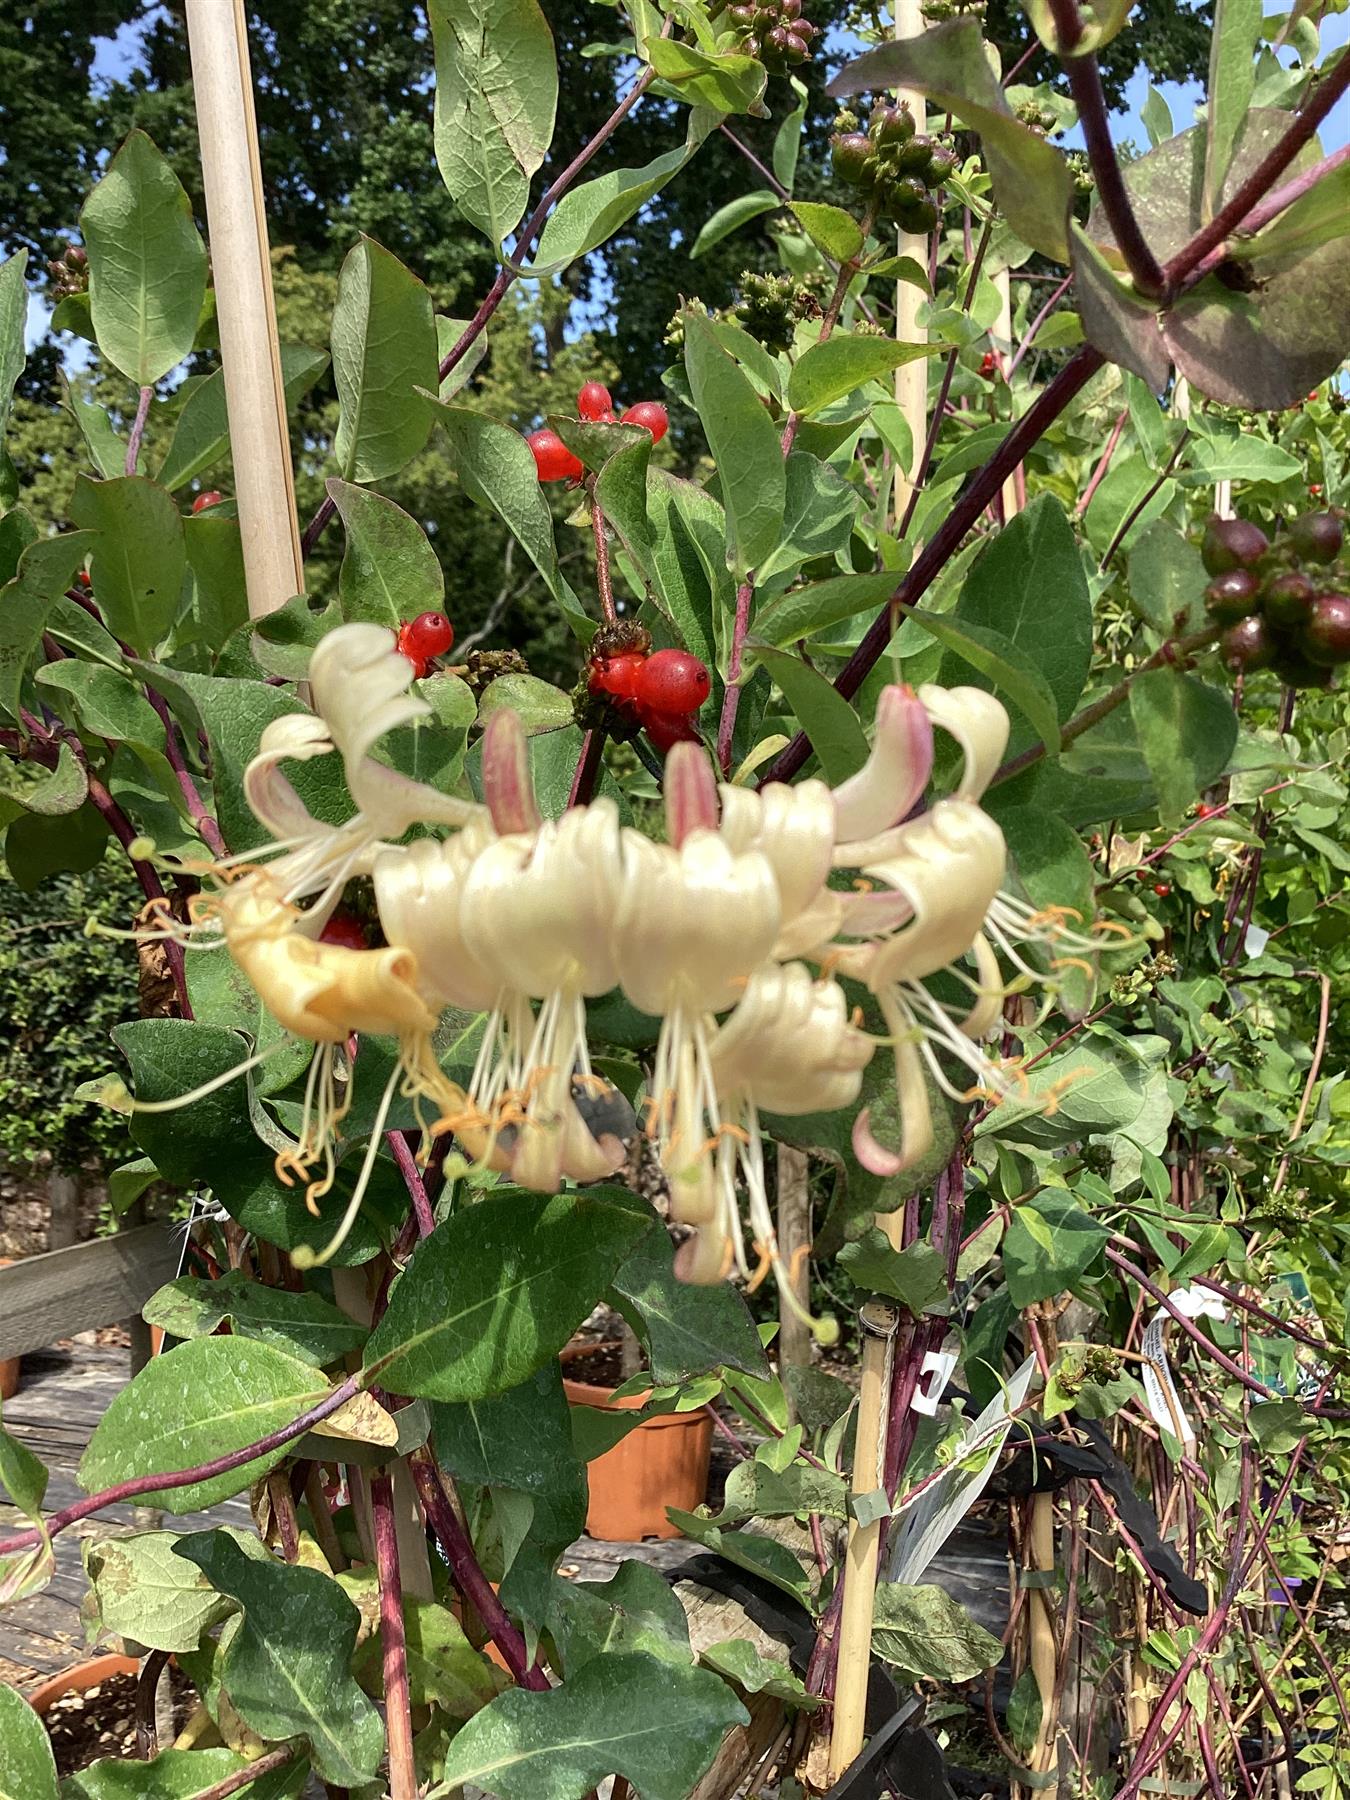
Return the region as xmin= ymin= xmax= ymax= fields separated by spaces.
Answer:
xmin=455 ymin=801 xmax=627 ymax=1193
xmin=915 ymin=684 xmax=1010 ymax=802
xmin=830 ymin=683 xmax=934 ymax=842
xmin=718 ymin=778 xmax=836 ymax=957
xmin=709 ymin=962 xmax=873 ymax=1119
xmin=372 ymin=824 xmax=500 ymax=1014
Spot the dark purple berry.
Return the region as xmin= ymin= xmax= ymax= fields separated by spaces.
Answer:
xmin=1288 ymin=510 xmax=1343 ymax=566
xmin=1301 ymin=593 xmax=1350 ymax=666
xmin=1270 ymin=648 xmax=1334 ymax=689
xmin=1201 ymin=515 xmax=1269 ymax=575
xmin=927 ymin=145 xmax=960 ymax=182
xmin=872 ymin=103 xmax=915 ymax=147
xmin=1262 ymin=569 xmax=1315 ymax=627
xmin=1204 ymin=569 xmax=1261 ymax=624
xmin=832 ymin=132 xmax=876 ymax=185
xmin=1220 ymin=615 xmax=1275 ymax=672
xmin=894 ymin=134 xmax=937 ymax=175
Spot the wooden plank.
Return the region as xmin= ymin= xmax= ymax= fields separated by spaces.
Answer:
xmin=0 ymin=1228 xmax=180 ymax=1360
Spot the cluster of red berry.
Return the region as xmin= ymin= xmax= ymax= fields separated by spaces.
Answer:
xmin=526 ymin=384 xmax=669 ymax=484
xmin=395 ymin=610 xmax=455 ymax=679
xmin=1203 ymin=510 xmax=1349 ymax=687
xmin=588 ymin=643 xmax=712 ymax=754
xmin=191 ymin=491 xmax=224 ymax=513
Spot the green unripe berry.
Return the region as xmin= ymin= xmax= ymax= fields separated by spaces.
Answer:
xmin=871 ymin=102 xmax=915 ymax=147
xmin=832 ymin=132 xmax=876 ymax=185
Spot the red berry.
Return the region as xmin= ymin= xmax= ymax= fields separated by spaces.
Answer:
xmin=588 ymin=649 xmax=647 ymax=706
xmin=192 ymin=490 xmax=224 ymax=512
xmin=979 ymin=352 xmax=997 ymax=377
xmin=1309 ymin=484 xmax=1323 ymax=498
xmin=526 ymin=428 xmax=583 ymax=483
xmin=1153 ymin=883 xmax=1171 ymax=897
xmin=577 ymin=382 xmax=614 ymax=423
xmin=635 ymin=648 xmax=711 ymax=715
xmin=620 ymin=401 xmax=669 ymax=444
xmin=395 ymin=623 xmax=428 ymax=678
xmin=320 ymin=913 xmax=368 ymax=950
xmin=402 ymin=610 xmax=455 ymax=659
xmin=641 ymin=706 xmax=702 ymax=754
xmin=77 ymin=569 xmax=92 ymax=587
xmin=1195 ymin=803 xmax=1220 ymax=819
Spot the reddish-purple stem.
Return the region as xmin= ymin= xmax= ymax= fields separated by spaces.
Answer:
xmin=1075 ymin=408 xmax=1128 ymax=517
xmin=125 ymin=385 xmax=153 ymax=477
xmin=408 ymin=1445 xmax=549 ymax=1691
xmin=0 ymin=1371 xmax=364 ymax=1558
xmin=385 ymin=1130 xmax=437 ymax=1238
xmin=141 ymin=684 xmax=229 ymax=858
xmin=716 ymin=580 xmax=756 ymax=776
xmin=1006 ymin=274 xmax=1074 ymax=377
xmin=372 ymin=1470 xmax=417 ymax=1800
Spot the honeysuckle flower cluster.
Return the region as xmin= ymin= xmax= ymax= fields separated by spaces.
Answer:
xmin=122 ymin=623 xmax=1106 ymax=1308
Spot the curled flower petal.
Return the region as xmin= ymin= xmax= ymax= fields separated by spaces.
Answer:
xmin=860 ymin=802 xmax=1007 ymax=988
xmin=720 ymin=778 xmax=835 ymax=934
xmin=852 ymin=1031 xmax=933 ymax=1175
xmin=373 ymin=825 xmax=500 ymax=1012
xmin=917 ymin=684 xmax=1010 ymax=801
xmin=831 ymin=684 xmax=934 ymax=842
xmin=482 ymin=708 xmax=542 ymax=836
xmin=709 ymin=963 xmax=873 ymax=1116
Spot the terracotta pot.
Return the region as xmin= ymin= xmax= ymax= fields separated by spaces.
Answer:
xmin=0 ymin=1258 xmax=19 ymax=1401
xmin=561 ymin=1344 xmax=713 ymax=1542
xmin=26 ymin=1653 xmax=141 ymax=1715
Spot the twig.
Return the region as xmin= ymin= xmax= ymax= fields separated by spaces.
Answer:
xmin=142 ymin=685 xmax=229 ymax=857
xmin=372 ymin=1470 xmax=417 ymax=1800
xmin=125 ymin=385 xmax=153 ymax=477
xmin=0 ymin=1371 xmax=364 ymax=1558
xmin=1046 ymin=0 xmax=1164 ymax=296
xmin=1270 ymin=972 xmax=1332 ymax=1197
xmin=1075 ymin=408 xmax=1128 ymax=518
xmin=716 ymin=580 xmax=756 ymax=777
xmin=385 ymin=1129 xmax=437 ymax=1237
xmin=1006 ymin=274 xmax=1074 ymax=377
xmin=1098 ymin=428 xmax=1192 ymax=567
xmin=184 ymin=1745 xmax=297 ymax=1800
xmin=1105 ymin=1248 xmax=1279 ymax=1399
xmin=718 ymin=123 xmax=790 ymax=200
xmin=568 ymin=727 xmax=607 ymax=807
xmin=408 ymin=1445 xmax=549 ymax=1691
xmin=136 ymin=1649 xmax=171 ymax=1759
xmin=589 ymin=486 xmax=617 ymax=626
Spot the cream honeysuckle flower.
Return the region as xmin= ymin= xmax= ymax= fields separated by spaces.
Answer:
xmin=614 ymin=745 xmax=781 ymax=1235
xmin=675 ymin=962 xmax=873 ymax=1317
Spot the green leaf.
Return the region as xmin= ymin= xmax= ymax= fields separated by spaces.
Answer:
xmin=609 ymin=1202 xmax=768 ymax=1384
xmin=0 ymin=507 xmax=37 ymax=587
xmin=645 ymin=37 xmax=766 ymax=115
xmin=0 ymin=741 xmax=88 ymax=818
xmin=910 ymin=608 xmax=1062 ymax=760
xmin=157 ymin=346 xmax=329 ymax=492
xmin=785 ymin=1366 xmax=854 ymax=1434
xmin=332 ymin=237 xmax=438 ymax=482
xmin=175 ymin=1531 xmax=384 ymax=1787
xmin=436 ymin=1651 xmax=747 ymax=1800
xmin=530 ymin=111 xmax=716 ymax=274
xmin=1126 ymin=520 xmax=1207 ymax=633
xmin=435 ymin=1361 xmax=586 ymax=1521
xmin=1003 ymin=1193 xmax=1109 ymax=1307
xmin=84 ymin=1530 xmax=242 ymax=1654
xmin=754 ymin=570 xmax=897 ymax=648
xmin=1129 ymin=667 xmax=1238 ymax=823
xmin=4 ymin=803 xmax=109 ymax=890
xmin=1140 ymin=85 xmax=1174 ymax=149
xmin=437 ymin=314 xmax=491 ymax=398
xmin=0 ymin=1408 xmax=48 ymax=1519
xmin=837 ymin=1230 xmax=948 ymax=1315
xmin=365 ymin=1190 xmax=651 ymax=1403
xmin=1180 ymin=427 xmax=1302 ymax=487
xmin=428 ymin=0 xmax=558 ymax=249
xmin=550 ymin=1560 xmax=692 ymax=1676
xmin=943 ymin=492 xmax=1092 ymax=753
xmin=0 ymin=251 xmax=27 ymax=443
xmin=1007 ymin=1668 xmax=1044 ymax=1756
xmin=1204 ymin=0 xmax=1262 ymax=219
xmin=80 ymin=130 xmax=207 ymax=385
xmin=78 ymin=1337 xmax=329 ymax=1512
xmin=790 ymin=202 xmax=864 ymax=263
xmin=787 ymin=333 xmax=934 ymax=416
xmin=142 ymin=1271 xmax=367 ymax=1367
xmin=663 ymin=1514 xmax=814 ymax=1606
xmin=185 ymin=513 xmax=250 ymax=654
xmin=748 ymin=645 xmax=869 ymax=784
xmin=872 ymin=1582 xmax=1003 ymax=1682
xmin=0 ymin=532 xmax=98 ymax=726
xmin=642 ymin=471 xmax=726 ymax=665
xmin=710 ymin=1455 xmax=849 ymax=1525
xmin=0 ymin=1680 xmax=59 ymax=1800
xmin=327 ymin=477 xmax=444 ymax=628
xmin=429 ymin=397 xmax=578 ymax=619
xmin=1069 ymin=221 xmax=1172 ymax=392
xmin=62 ymin=1747 xmax=305 ymax=1800
xmin=684 ymin=309 xmax=784 ymax=577
xmin=476 ymin=671 xmax=575 ymax=735
xmin=354 ymin=1593 xmax=504 ymax=1715
xmin=1247 ymin=1398 xmax=1305 ymax=1454
xmin=552 ymin=414 xmax=651 ymax=476
xmin=69 ymin=475 xmax=185 ymax=655
xmin=756 ymin=451 xmax=861 ymax=587
xmin=1025 ymin=0 xmax=1133 ymax=55
xmin=1170 ymin=1222 xmax=1229 ymax=1283
xmin=701 ymin=1638 xmax=818 ymax=1707
xmin=35 ymin=662 xmax=162 ymax=748
xmin=692 ymin=191 xmax=781 ymax=258
xmin=772 ymin=81 xmax=808 ymax=191
xmin=829 ymin=20 xmax=1074 ymax=261
xmin=1243 ymin=156 xmax=1350 ymax=261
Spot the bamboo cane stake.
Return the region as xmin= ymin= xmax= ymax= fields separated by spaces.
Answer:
xmin=185 ymin=0 xmax=304 ymax=620
xmin=891 ymin=0 xmax=929 ymax=526
xmin=828 ymin=1300 xmax=899 ymax=1780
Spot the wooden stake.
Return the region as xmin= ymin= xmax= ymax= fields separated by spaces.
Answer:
xmin=994 ymin=267 xmax=1022 ymax=521
xmin=777 ymin=1146 xmax=813 ymax=1401
xmin=185 ymin=0 xmax=304 ymax=620
xmin=828 ymin=1299 xmax=899 ymax=1780
xmin=891 ymin=0 xmax=929 ymax=525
